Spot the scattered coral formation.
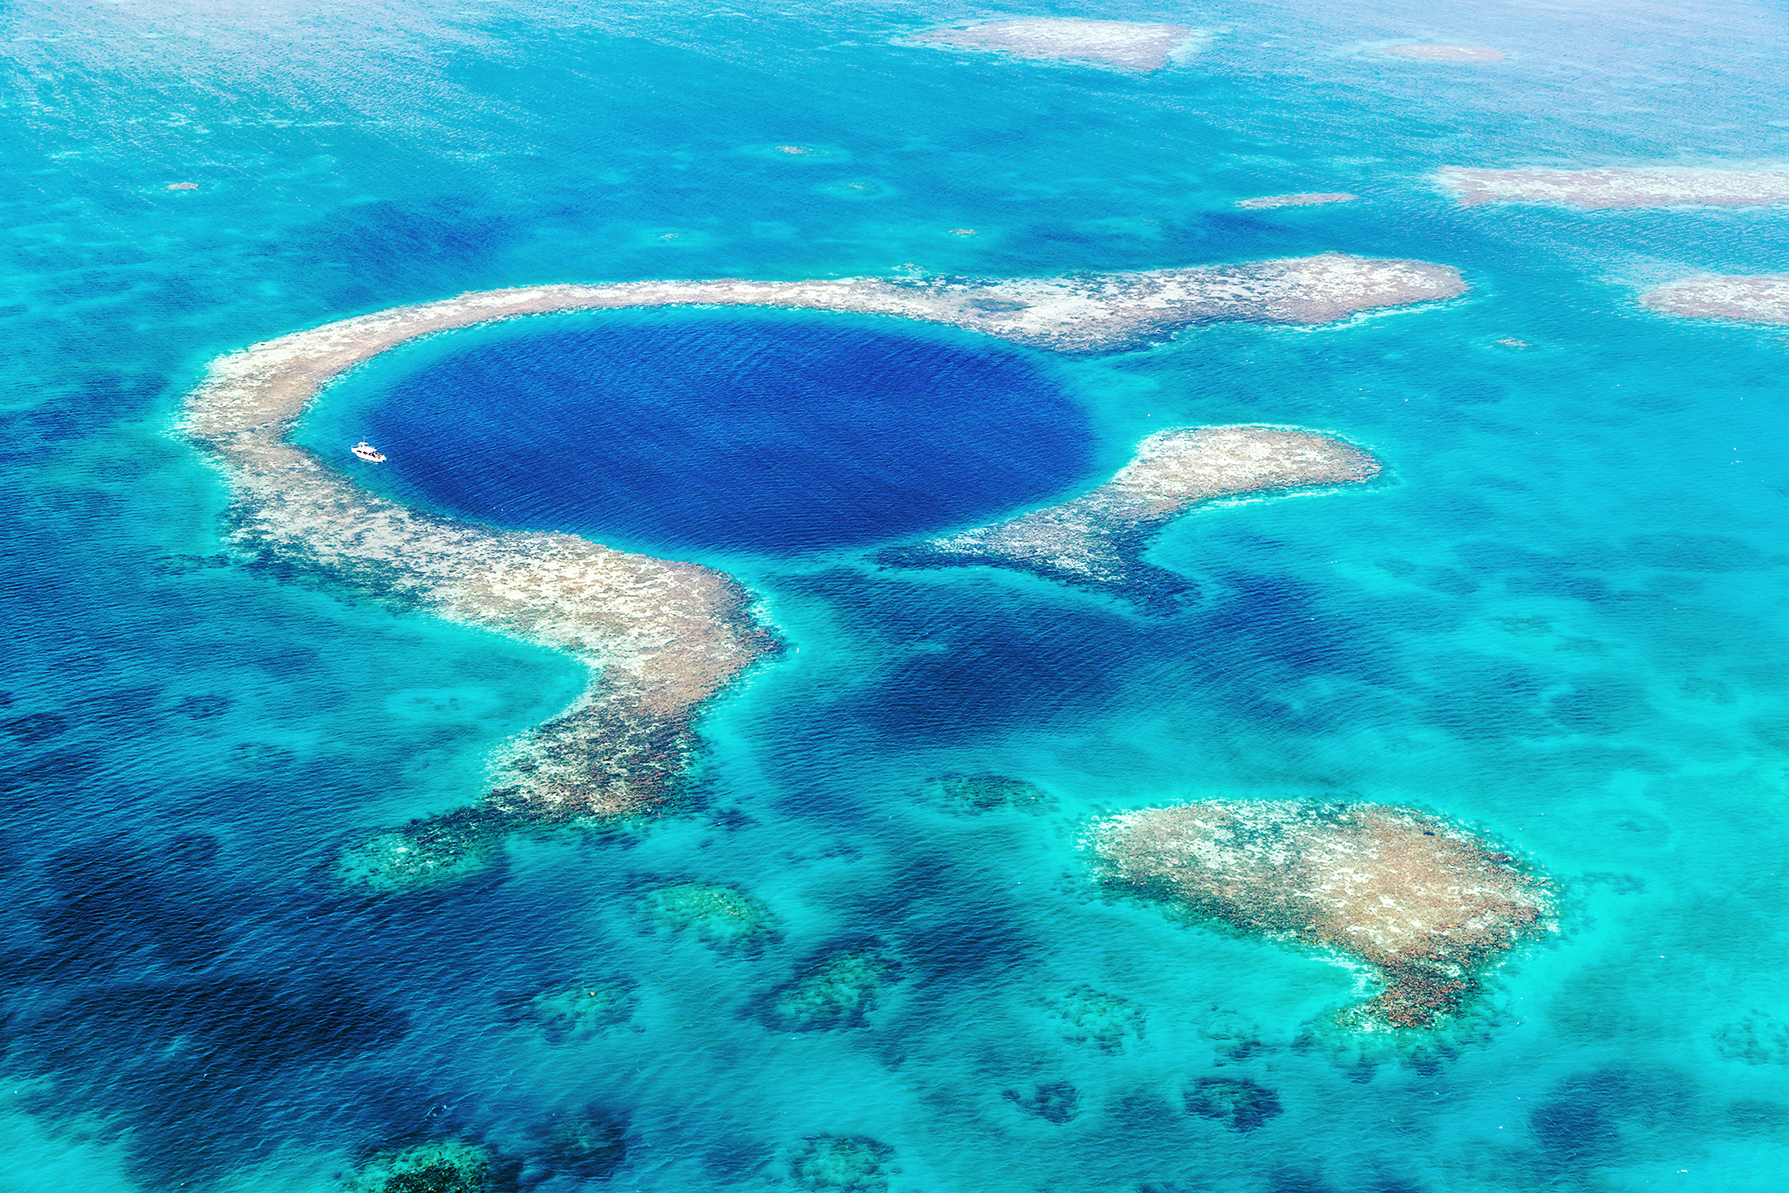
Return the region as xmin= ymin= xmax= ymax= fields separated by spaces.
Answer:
xmin=1716 ymin=1012 xmax=1789 ymax=1064
xmin=1091 ymin=801 xmax=1554 ymax=1027
xmin=885 ymin=426 xmax=1381 ymax=610
xmin=180 ymin=259 xmax=1456 ymax=889
xmin=639 ymin=881 xmax=782 ymax=954
xmin=911 ymin=18 xmax=1198 ymax=71
xmin=1376 ymin=44 xmax=1504 ymax=62
xmin=762 ymin=947 xmax=900 ymax=1031
xmin=343 ymin=1140 xmax=497 ymax=1193
xmin=509 ymin=978 xmax=638 ymax=1043
xmin=334 ymin=805 xmax=510 ymax=892
xmin=1003 ymin=1080 xmax=1080 ymax=1124
xmin=1236 ymin=192 xmax=1357 ymax=209
xmin=1639 ymin=273 xmax=1789 ymax=324
xmin=784 ymin=1135 xmax=895 ymax=1193
xmin=1439 ymin=166 xmax=1789 ymax=208
xmin=531 ymin=1111 xmax=628 ymax=1181
xmin=1184 ymin=1077 xmax=1283 ymax=1132
xmin=928 ymin=772 xmax=1051 ymax=814
xmin=1047 ymin=986 xmax=1145 ymax=1052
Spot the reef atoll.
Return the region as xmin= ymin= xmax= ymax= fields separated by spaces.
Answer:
xmin=181 ymin=258 xmax=1457 ymax=887
xmin=1439 ymin=165 xmax=1789 ymax=208
xmin=884 ymin=425 xmax=1381 ymax=610
xmin=1091 ymin=801 xmax=1554 ymax=1028
xmin=910 ymin=18 xmax=1199 ymax=71
xmin=1639 ymin=273 xmax=1789 ymax=324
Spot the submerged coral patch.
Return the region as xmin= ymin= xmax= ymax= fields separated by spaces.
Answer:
xmin=1003 ymin=1080 xmax=1080 ymax=1123
xmin=640 ymin=881 xmax=782 ymax=953
xmin=928 ymin=773 xmax=1052 ymax=813
xmin=1184 ymin=1076 xmax=1283 ymax=1132
xmin=1047 ymin=985 xmax=1145 ymax=1052
xmin=509 ymin=978 xmax=638 ymax=1043
xmin=343 ymin=1139 xmax=498 ymax=1193
xmin=783 ymin=1135 xmax=895 ymax=1193
xmin=1092 ymin=800 xmax=1554 ymax=1027
xmin=762 ymin=947 xmax=900 ymax=1031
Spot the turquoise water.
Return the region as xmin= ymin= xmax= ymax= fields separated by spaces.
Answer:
xmin=9 ymin=0 xmax=1789 ymax=1188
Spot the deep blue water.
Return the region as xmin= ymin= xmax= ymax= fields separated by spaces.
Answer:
xmin=302 ymin=309 xmax=1093 ymax=555
xmin=8 ymin=0 xmax=1789 ymax=1190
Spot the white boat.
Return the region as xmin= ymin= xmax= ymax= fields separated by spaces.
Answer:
xmin=351 ymin=441 xmax=386 ymax=463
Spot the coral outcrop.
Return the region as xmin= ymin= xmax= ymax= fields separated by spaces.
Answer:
xmin=1091 ymin=800 xmax=1554 ymax=1027
xmin=885 ymin=426 xmax=1380 ymax=610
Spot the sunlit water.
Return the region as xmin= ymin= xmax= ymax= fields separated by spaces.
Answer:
xmin=6 ymin=0 xmax=1789 ymax=1188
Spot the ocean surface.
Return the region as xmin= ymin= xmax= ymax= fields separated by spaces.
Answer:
xmin=6 ymin=0 xmax=1789 ymax=1189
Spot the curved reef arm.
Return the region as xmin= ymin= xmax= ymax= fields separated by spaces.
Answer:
xmin=181 ymin=258 xmax=1456 ymax=887
xmin=882 ymin=425 xmax=1381 ymax=612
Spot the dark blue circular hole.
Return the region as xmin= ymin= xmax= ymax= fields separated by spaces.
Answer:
xmin=359 ymin=309 xmax=1095 ymax=556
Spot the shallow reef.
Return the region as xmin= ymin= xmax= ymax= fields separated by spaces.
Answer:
xmin=885 ymin=425 xmax=1381 ymax=611
xmin=761 ymin=946 xmax=900 ymax=1031
xmin=1640 ymin=273 xmax=1789 ymax=324
xmin=927 ymin=772 xmax=1052 ymax=814
xmin=783 ymin=1134 xmax=895 ymax=1193
xmin=1184 ymin=1076 xmax=1283 ymax=1132
xmin=1047 ymin=985 xmax=1146 ymax=1052
xmin=343 ymin=1139 xmax=500 ymax=1193
xmin=1091 ymin=800 xmax=1555 ymax=1028
xmin=1440 ymin=165 xmax=1789 ymax=208
xmin=507 ymin=977 xmax=639 ymax=1043
xmin=910 ymin=18 xmax=1198 ymax=71
xmin=640 ymin=880 xmax=782 ymax=954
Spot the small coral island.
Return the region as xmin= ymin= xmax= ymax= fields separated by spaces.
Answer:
xmin=182 ymin=258 xmax=1459 ymax=888
xmin=911 ymin=18 xmax=1199 ymax=72
xmin=1640 ymin=273 xmax=1789 ymax=324
xmin=884 ymin=425 xmax=1381 ymax=610
xmin=1091 ymin=800 xmax=1554 ymax=1028
xmin=1440 ymin=165 xmax=1789 ymax=208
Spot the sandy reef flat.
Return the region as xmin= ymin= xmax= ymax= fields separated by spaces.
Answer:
xmin=1236 ymin=192 xmax=1357 ymax=210
xmin=911 ymin=18 xmax=1200 ymax=71
xmin=1640 ymin=273 xmax=1789 ymax=323
xmin=1375 ymin=44 xmax=1504 ymax=62
xmin=1091 ymin=801 xmax=1554 ymax=1028
xmin=182 ymin=259 xmax=1457 ymax=885
xmin=1440 ymin=165 xmax=1789 ymax=208
xmin=883 ymin=425 xmax=1381 ymax=610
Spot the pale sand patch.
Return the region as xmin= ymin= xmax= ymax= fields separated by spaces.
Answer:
xmin=1092 ymin=800 xmax=1554 ymax=1028
xmin=884 ymin=425 xmax=1382 ymax=609
xmin=1236 ymin=192 xmax=1357 ymax=210
xmin=1640 ymin=273 xmax=1789 ymax=323
xmin=1375 ymin=44 xmax=1504 ymax=63
xmin=1439 ymin=165 xmax=1789 ymax=208
xmin=181 ymin=256 xmax=1461 ymax=885
xmin=912 ymin=18 xmax=1200 ymax=72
